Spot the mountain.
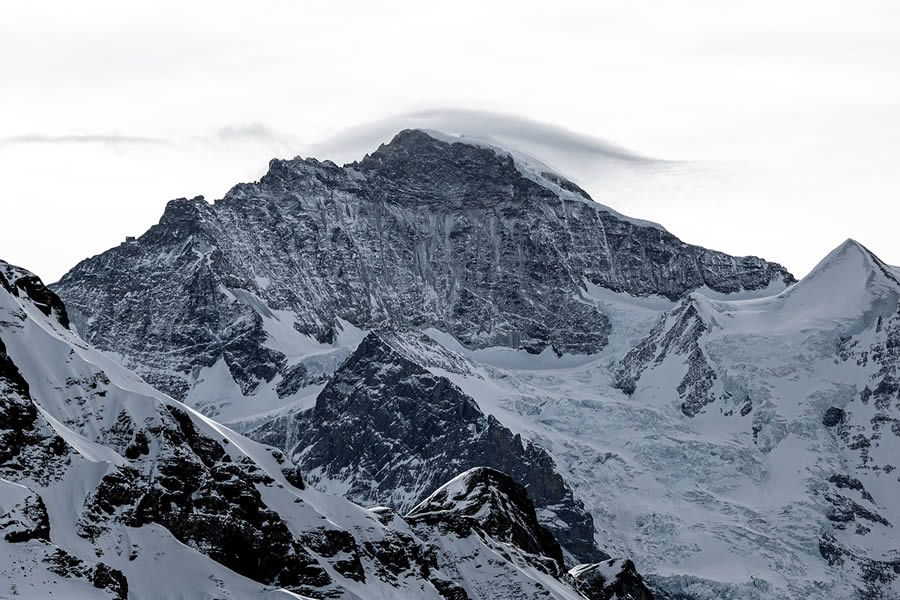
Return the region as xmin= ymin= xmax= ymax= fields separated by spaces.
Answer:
xmin=43 ymin=128 xmax=898 ymax=598
xmin=611 ymin=239 xmax=900 ymax=598
xmin=0 ymin=259 xmax=652 ymax=599
xmin=249 ymin=328 xmax=604 ymax=564
xmin=52 ymin=129 xmax=793 ymax=421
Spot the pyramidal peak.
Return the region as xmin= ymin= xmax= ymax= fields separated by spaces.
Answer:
xmin=773 ymin=238 xmax=900 ymax=324
xmin=800 ymin=238 xmax=899 ymax=287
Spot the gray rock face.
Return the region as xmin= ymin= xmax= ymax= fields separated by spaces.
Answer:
xmin=52 ymin=129 xmax=793 ymax=404
xmin=251 ymin=329 xmax=606 ymax=564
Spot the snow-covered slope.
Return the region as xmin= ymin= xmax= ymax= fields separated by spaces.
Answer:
xmin=603 ymin=239 xmax=900 ymax=598
xmin=0 ymin=259 xmax=652 ymax=599
xmin=331 ymin=239 xmax=897 ymax=599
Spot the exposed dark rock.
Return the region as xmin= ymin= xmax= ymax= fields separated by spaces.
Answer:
xmin=819 ymin=535 xmax=900 ymax=599
xmin=0 ymin=488 xmax=50 ymax=543
xmin=406 ymin=467 xmax=564 ymax=570
xmin=829 ymin=473 xmax=875 ymax=503
xmin=281 ymin=465 xmax=305 ymax=489
xmin=43 ymin=549 xmax=128 ymax=600
xmin=124 ymin=431 xmax=150 ymax=459
xmin=90 ymin=563 xmax=128 ymax=600
xmin=0 ymin=261 xmax=70 ymax=329
xmin=251 ymin=330 xmax=605 ymax=564
xmin=825 ymin=492 xmax=890 ymax=528
xmin=823 ymin=406 xmax=845 ymax=427
xmin=614 ymin=297 xmax=721 ymax=416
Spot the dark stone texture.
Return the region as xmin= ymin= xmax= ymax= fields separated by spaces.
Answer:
xmin=823 ymin=407 xmax=845 ymax=427
xmin=614 ymin=298 xmax=721 ymax=416
xmin=1 ymin=261 xmax=70 ymax=329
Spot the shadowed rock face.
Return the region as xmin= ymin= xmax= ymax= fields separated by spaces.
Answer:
xmin=251 ymin=330 xmax=606 ymax=564
xmin=1 ymin=261 xmax=69 ymax=329
xmin=52 ymin=129 xmax=792 ymax=404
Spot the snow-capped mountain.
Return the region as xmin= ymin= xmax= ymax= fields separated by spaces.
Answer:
xmin=0 ymin=259 xmax=650 ymax=599
xmin=405 ymin=467 xmax=652 ymax=600
xmin=610 ymin=239 xmax=900 ymax=598
xmin=40 ymin=128 xmax=899 ymax=598
xmin=52 ymin=129 xmax=793 ymax=421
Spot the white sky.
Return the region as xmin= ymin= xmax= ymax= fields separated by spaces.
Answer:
xmin=2 ymin=0 xmax=898 ymax=282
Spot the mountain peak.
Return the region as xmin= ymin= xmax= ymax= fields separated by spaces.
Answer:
xmin=795 ymin=238 xmax=899 ymax=297
xmin=385 ymin=127 xmax=448 ymax=147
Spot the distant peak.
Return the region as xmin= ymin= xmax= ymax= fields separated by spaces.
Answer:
xmin=834 ymin=238 xmax=871 ymax=258
xmin=805 ymin=238 xmax=898 ymax=285
xmin=390 ymin=127 xmax=444 ymax=144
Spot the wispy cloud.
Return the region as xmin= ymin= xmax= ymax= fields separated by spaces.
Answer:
xmin=3 ymin=124 xmax=298 ymax=155
xmin=215 ymin=123 xmax=285 ymax=143
xmin=407 ymin=108 xmax=654 ymax=162
xmin=1 ymin=134 xmax=171 ymax=146
xmin=305 ymin=108 xmax=668 ymax=179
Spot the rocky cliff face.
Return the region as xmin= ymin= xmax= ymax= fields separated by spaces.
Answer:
xmin=0 ymin=259 xmax=649 ymax=599
xmin=250 ymin=329 xmax=604 ymax=564
xmin=52 ymin=129 xmax=793 ymax=412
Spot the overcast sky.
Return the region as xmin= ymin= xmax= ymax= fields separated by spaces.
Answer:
xmin=2 ymin=0 xmax=898 ymax=282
